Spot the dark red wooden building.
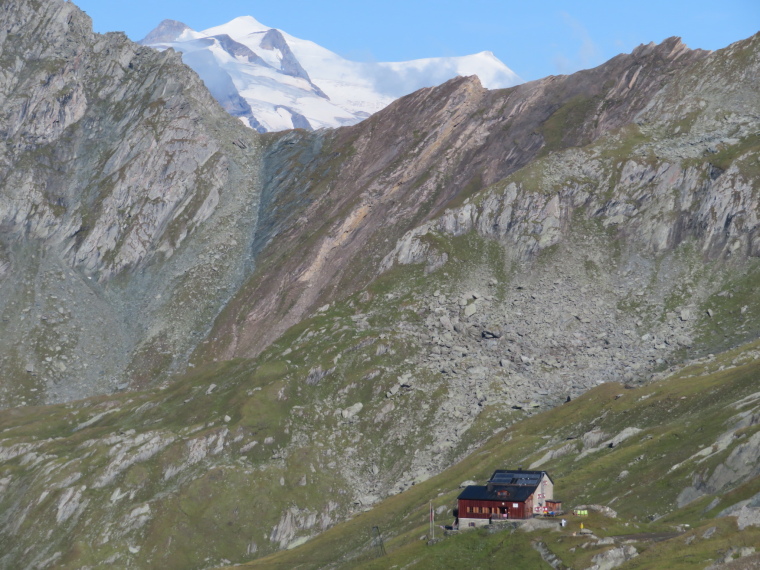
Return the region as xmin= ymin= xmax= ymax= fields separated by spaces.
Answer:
xmin=457 ymin=469 xmax=558 ymax=528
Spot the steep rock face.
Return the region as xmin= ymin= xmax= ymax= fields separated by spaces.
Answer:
xmin=0 ymin=0 xmax=264 ymax=405
xmin=1 ymin=0 xmax=233 ymax=277
xmin=200 ymin=35 xmax=754 ymax=362
xmin=259 ymin=29 xmax=312 ymax=83
xmin=381 ymin=35 xmax=760 ymax=272
xmin=383 ymin=130 xmax=760 ymax=266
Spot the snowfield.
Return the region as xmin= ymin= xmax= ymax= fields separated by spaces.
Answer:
xmin=142 ymin=16 xmax=522 ymax=132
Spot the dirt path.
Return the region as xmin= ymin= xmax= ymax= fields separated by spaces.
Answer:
xmin=611 ymin=531 xmax=682 ymax=542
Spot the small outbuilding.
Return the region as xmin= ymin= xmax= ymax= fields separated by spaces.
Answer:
xmin=457 ymin=469 xmax=559 ymax=528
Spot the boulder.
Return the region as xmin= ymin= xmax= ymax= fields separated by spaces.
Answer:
xmin=482 ymin=326 xmax=502 ymax=339
xmin=590 ymin=545 xmax=638 ymax=570
xmin=342 ymin=402 xmax=364 ymax=419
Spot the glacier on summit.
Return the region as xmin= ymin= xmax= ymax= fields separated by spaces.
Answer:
xmin=141 ymin=16 xmax=522 ymax=132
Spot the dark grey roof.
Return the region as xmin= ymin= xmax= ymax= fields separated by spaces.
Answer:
xmin=458 ymin=485 xmax=535 ymax=502
xmin=489 ymin=469 xmax=553 ymax=485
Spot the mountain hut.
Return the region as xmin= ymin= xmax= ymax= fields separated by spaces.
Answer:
xmin=457 ymin=469 xmax=560 ymax=528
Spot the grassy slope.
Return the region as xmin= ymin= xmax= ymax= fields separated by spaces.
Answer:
xmin=243 ymin=340 xmax=760 ymax=569
xmin=2 ymin=215 xmax=760 ymax=568
xmin=0 ymin=258 xmax=487 ymax=568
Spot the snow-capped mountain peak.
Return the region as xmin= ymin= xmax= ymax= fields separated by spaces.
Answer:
xmin=202 ymin=15 xmax=271 ymax=37
xmin=141 ymin=16 xmax=522 ymax=132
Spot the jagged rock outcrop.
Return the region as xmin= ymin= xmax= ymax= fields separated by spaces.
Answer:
xmin=0 ymin=0 xmax=264 ymax=405
xmin=382 ymin=151 xmax=760 ymax=268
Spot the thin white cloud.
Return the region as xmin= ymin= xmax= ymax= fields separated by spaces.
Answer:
xmin=553 ymin=12 xmax=602 ymax=74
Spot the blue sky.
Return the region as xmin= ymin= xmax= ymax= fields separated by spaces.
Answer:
xmin=73 ymin=0 xmax=759 ymax=80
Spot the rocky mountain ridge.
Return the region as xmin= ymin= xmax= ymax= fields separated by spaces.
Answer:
xmin=198 ymin=34 xmax=750 ymax=364
xmin=0 ymin=0 xmax=266 ymax=405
